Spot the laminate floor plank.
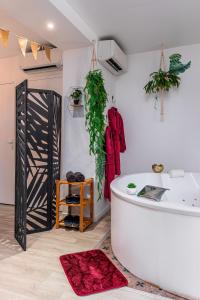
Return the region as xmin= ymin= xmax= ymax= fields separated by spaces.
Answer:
xmin=0 ymin=204 xmax=168 ymax=300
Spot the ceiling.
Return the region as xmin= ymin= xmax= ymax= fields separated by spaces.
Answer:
xmin=1 ymin=0 xmax=200 ymax=58
xmin=0 ymin=0 xmax=91 ymax=58
xmin=65 ymin=0 xmax=200 ymax=54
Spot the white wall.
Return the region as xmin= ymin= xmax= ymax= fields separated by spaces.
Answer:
xmin=0 ymin=55 xmax=62 ymax=92
xmin=115 ymin=43 xmax=200 ymax=174
xmin=62 ymin=47 xmax=116 ymax=221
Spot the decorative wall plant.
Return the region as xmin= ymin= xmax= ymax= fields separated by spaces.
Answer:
xmin=84 ymin=69 xmax=107 ymax=200
xmin=169 ymin=53 xmax=191 ymax=75
xmin=144 ymin=69 xmax=181 ymax=94
xmin=67 ymin=86 xmax=84 ymax=118
xmin=144 ymin=50 xmax=191 ymax=120
xmin=70 ymin=88 xmax=82 ymax=105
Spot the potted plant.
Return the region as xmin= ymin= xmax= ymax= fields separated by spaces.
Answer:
xmin=70 ymin=88 xmax=82 ymax=105
xmin=126 ymin=183 xmax=137 ymax=195
xmin=144 ymin=68 xmax=181 ymax=95
xmin=144 ymin=53 xmax=191 ymax=95
xmin=152 ymin=164 xmax=164 ymax=173
xmin=144 ymin=52 xmax=191 ymax=120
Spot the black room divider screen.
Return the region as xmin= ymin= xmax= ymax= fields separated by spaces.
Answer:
xmin=15 ymin=80 xmax=62 ymax=250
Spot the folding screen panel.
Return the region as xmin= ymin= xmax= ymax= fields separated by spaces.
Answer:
xmin=15 ymin=80 xmax=28 ymax=251
xmin=15 ymin=80 xmax=62 ymax=250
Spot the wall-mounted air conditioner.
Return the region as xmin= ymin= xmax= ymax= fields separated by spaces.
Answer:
xmin=19 ymin=48 xmax=63 ymax=73
xmin=97 ymin=40 xmax=128 ymax=76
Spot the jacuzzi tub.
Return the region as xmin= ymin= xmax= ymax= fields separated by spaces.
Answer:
xmin=111 ymin=173 xmax=200 ymax=299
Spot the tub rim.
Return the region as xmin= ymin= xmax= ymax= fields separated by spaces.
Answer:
xmin=110 ymin=173 xmax=200 ymax=217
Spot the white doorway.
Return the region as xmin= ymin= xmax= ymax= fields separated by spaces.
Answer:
xmin=0 ymin=83 xmax=15 ymax=205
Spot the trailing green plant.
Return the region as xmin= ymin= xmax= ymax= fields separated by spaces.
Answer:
xmin=84 ymin=69 xmax=107 ymax=199
xmin=144 ymin=69 xmax=181 ymax=94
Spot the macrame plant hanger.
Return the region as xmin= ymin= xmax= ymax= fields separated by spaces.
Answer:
xmin=159 ymin=45 xmax=166 ymax=121
xmin=91 ymin=40 xmax=97 ymax=71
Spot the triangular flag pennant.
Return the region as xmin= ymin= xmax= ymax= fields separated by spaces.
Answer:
xmin=0 ymin=29 xmax=9 ymax=47
xmin=44 ymin=46 xmax=51 ymax=62
xmin=18 ymin=37 xmax=28 ymax=57
xmin=31 ymin=41 xmax=40 ymax=60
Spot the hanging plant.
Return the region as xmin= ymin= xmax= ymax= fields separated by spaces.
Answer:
xmin=84 ymin=69 xmax=107 ymax=199
xmin=144 ymin=51 xmax=191 ymax=120
xmin=144 ymin=69 xmax=181 ymax=94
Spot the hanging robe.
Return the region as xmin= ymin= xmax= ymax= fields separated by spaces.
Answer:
xmin=104 ymin=107 xmax=126 ymax=200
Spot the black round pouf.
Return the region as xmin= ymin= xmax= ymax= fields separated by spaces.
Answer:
xmin=66 ymin=171 xmax=76 ymax=182
xmin=74 ymin=172 xmax=85 ymax=182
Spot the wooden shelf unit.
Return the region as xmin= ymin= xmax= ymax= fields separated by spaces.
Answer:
xmin=55 ymin=178 xmax=94 ymax=232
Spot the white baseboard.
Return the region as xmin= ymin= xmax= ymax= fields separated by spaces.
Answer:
xmin=94 ymin=203 xmax=110 ymax=223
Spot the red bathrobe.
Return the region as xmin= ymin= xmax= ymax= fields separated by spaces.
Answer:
xmin=104 ymin=107 xmax=126 ymax=200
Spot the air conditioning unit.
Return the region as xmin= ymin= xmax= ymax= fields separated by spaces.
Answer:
xmin=19 ymin=48 xmax=63 ymax=73
xmin=97 ymin=40 xmax=128 ymax=76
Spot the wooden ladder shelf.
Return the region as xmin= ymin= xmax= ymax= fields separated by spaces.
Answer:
xmin=55 ymin=178 xmax=94 ymax=232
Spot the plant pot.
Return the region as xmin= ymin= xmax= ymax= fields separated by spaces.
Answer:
xmin=126 ymin=187 xmax=137 ymax=195
xmin=73 ymin=99 xmax=80 ymax=105
xmin=152 ymin=164 xmax=164 ymax=173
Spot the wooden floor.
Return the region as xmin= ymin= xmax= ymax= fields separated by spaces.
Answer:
xmin=0 ymin=204 xmax=168 ymax=300
xmin=0 ymin=204 xmax=22 ymax=260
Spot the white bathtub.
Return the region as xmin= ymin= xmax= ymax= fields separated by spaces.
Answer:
xmin=111 ymin=173 xmax=200 ymax=300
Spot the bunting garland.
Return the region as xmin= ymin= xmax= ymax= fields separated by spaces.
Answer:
xmin=31 ymin=41 xmax=40 ymax=60
xmin=0 ymin=27 xmax=52 ymax=61
xmin=0 ymin=29 xmax=9 ymax=47
xmin=44 ymin=46 xmax=51 ymax=62
xmin=17 ymin=36 xmax=28 ymax=57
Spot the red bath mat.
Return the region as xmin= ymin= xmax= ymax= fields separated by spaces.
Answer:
xmin=60 ymin=249 xmax=128 ymax=296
